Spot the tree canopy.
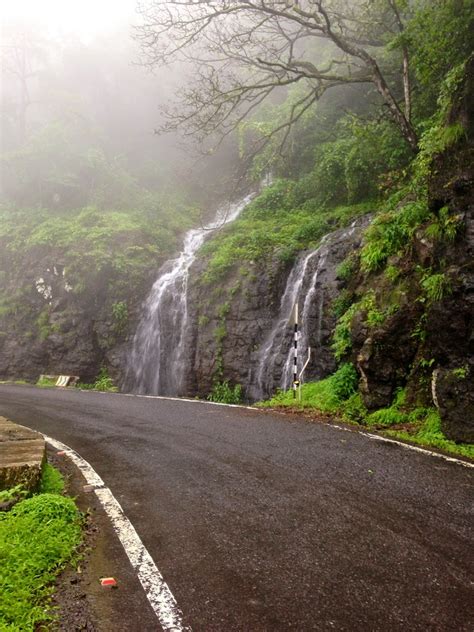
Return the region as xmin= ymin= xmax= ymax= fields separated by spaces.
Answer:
xmin=136 ymin=0 xmax=420 ymax=154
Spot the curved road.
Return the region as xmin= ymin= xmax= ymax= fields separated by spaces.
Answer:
xmin=0 ymin=384 xmax=473 ymax=631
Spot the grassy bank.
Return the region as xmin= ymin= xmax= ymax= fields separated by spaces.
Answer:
xmin=257 ymin=366 xmax=474 ymax=460
xmin=0 ymin=464 xmax=82 ymax=631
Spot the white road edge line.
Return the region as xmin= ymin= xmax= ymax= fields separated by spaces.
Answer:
xmin=44 ymin=434 xmax=191 ymax=632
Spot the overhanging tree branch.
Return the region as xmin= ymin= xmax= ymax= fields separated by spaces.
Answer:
xmin=136 ymin=0 xmax=419 ymax=153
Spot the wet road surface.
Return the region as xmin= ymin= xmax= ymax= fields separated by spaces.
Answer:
xmin=0 ymin=384 xmax=473 ymax=631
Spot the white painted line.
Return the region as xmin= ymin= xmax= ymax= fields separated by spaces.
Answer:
xmin=78 ymin=387 xmax=258 ymax=411
xmin=364 ymin=431 xmax=474 ymax=469
xmin=44 ymin=435 xmax=191 ymax=632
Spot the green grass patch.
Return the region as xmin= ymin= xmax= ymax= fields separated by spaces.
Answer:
xmin=207 ymin=380 xmax=243 ymax=405
xmin=386 ymin=410 xmax=474 ymax=459
xmin=0 ymin=491 xmax=81 ymax=631
xmin=257 ymin=372 xmax=473 ymax=460
xmin=39 ymin=463 xmax=65 ymax=495
xmin=36 ymin=376 xmax=57 ymax=388
xmin=257 ymin=363 xmax=358 ymax=412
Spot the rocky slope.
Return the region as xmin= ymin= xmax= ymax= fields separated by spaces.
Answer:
xmin=184 ymin=219 xmax=369 ymax=400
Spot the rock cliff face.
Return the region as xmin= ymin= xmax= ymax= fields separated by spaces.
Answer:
xmin=0 ymin=248 xmax=156 ymax=384
xmin=183 ymin=219 xmax=369 ymax=400
xmin=349 ymin=58 xmax=474 ymax=442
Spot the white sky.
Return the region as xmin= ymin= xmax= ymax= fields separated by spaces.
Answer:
xmin=1 ymin=0 xmax=138 ymax=40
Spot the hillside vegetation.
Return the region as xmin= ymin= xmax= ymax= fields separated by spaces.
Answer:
xmin=0 ymin=2 xmax=472 ymax=450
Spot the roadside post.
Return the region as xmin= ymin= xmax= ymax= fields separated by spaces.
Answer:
xmin=289 ymin=302 xmax=299 ymax=399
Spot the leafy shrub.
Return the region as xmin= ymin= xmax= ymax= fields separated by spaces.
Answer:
xmin=360 ymin=200 xmax=431 ymax=272
xmin=420 ymin=271 xmax=453 ymax=302
xmin=112 ymin=300 xmax=128 ymax=335
xmin=208 ymin=380 xmax=243 ymax=404
xmin=0 ymin=484 xmax=28 ymax=505
xmin=336 ymin=257 xmax=356 ymax=282
xmin=332 ymin=289 xmax=353 ymax=319
xmin=36 ymin=376 xmax=57 ymax=388
xmin=384 ymin=264 xmax=401 ymax=282
xmin=78 ymin=367 xmax=117 ymax=392
xmin=425 ymin=206 xmax=462 ymax=242
xmin=330 ymin=363 xmax=359 ymax=401
xmin=341 ymin=393 xmax=367 ymax=423
xmin=332 ymin=303 xmax=359 ymax=360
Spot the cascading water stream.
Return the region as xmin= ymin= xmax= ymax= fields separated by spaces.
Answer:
xmin=251 ymin=219 xmax=362 ymax=400
xmin=252 ymin=251 xmax=316 ymax=398
xmin=126 ymin=193 xmax=255 ymax=395
xmin=281 ymin=244 xmax=328 ymax=390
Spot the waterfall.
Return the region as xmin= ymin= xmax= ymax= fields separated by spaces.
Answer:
xmin=280 ymin=246 xmax=328 ymax=390
xmin=251 ymin=239 xmax=329 ymax=399
xmin=250 ymin=219 xmax=362 ymax=400
xmin=126 ymin=193 xmax=255 ymax=395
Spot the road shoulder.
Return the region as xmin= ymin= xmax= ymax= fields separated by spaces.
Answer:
xmin=48 ymin=445 xmax=158 ymax=632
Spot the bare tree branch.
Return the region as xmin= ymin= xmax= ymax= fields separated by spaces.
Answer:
xmin=135 ymin=0 xmax=418 ymax=155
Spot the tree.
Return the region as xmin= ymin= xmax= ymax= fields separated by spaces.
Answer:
xmin=136 ymin=0 xmax=418 ymax=156
xmin=0 ymin=21 xmax=48 ymax=147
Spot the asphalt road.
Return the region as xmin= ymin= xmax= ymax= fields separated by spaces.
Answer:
xmin=1 ymin=384 xmax=473 ymax=631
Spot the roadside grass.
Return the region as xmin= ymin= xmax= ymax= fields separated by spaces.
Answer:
xmin=76 ymin=367 xmax=118 ymax=392
xmin=36 ymin=376 xmax=58 ymax=388
xmin=0 ymin=464 xmax=82 ymax=631
xmin=257 ymin=368 xmax=474 ymax=460
xmin=386 ymin=410 xmax=474 ymax=460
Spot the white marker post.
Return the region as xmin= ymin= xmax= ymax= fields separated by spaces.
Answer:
xmin=289 ymin=302 xmax=299 ymax=398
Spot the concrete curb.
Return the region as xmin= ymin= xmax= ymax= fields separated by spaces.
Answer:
xmin=0 ymin=416 xmax=45 ymax=492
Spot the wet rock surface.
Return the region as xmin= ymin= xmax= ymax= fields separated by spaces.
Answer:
xmin=186 ymin=217 xmax=370 ymax=401
xmin=350 ymin=59 xmax=474 ymax=440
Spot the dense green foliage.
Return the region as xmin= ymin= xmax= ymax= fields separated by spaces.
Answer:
xmin=388 ymin=411 xmax=474 ymax=459
xmin=199 ymin=180 xmax=372 ymax=285
xmin=0 ymin=467 xmax=81 ymax=631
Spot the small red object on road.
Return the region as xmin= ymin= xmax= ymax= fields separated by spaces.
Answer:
xmin=100 ymin=577 xmax=117 ymax=588
xmin=57 ymin=451 xmax=66 ymax=456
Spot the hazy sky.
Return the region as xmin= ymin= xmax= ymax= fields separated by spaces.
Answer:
xmin=1 ymin=0 xmax=138 ymax=40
